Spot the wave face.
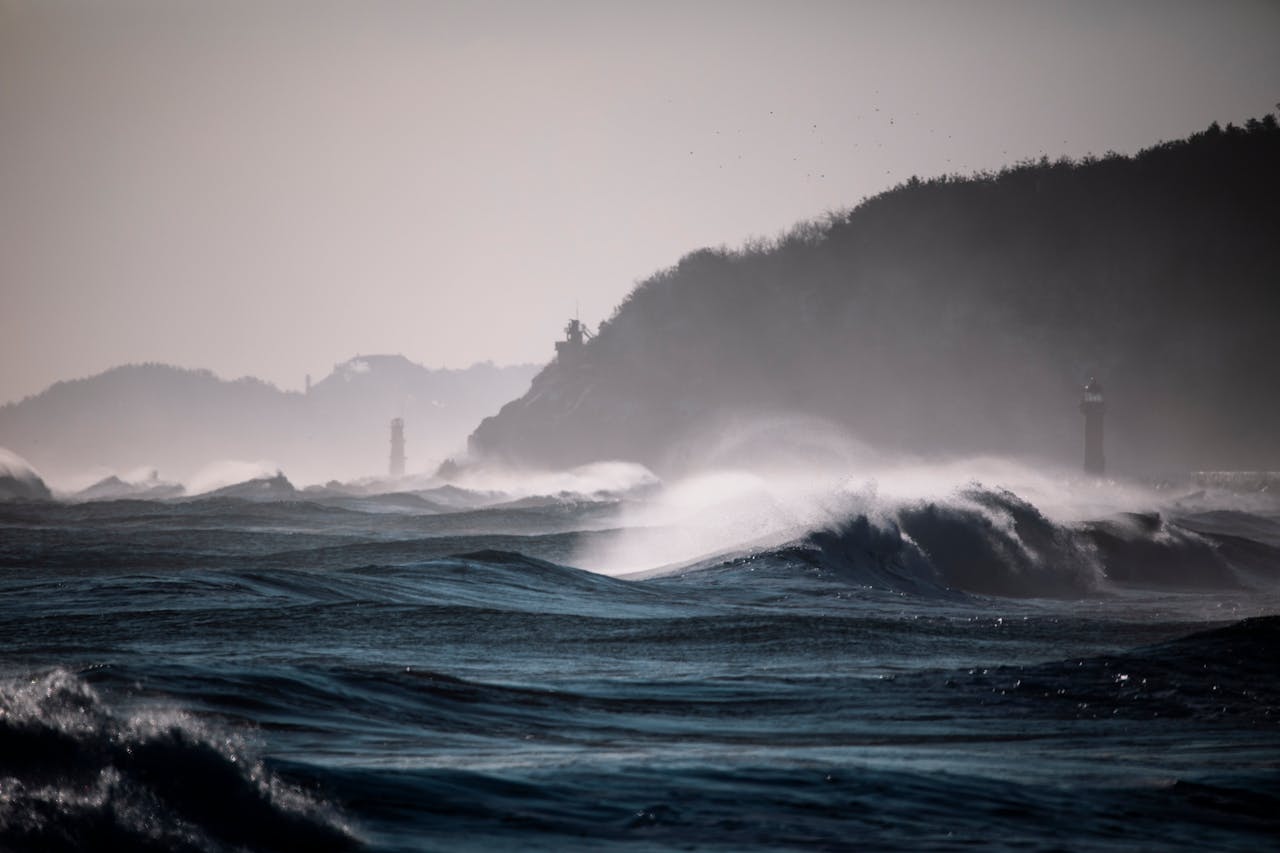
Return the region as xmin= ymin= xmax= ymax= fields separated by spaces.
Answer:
xmin=627 ymin=481 xmax=1279 ymax=599
xmin=790 ymin=485 xmax=1278 ymax=598
xmin=0 ymin=670 xmax=353 ymax=853
xmin=1 ymin=474 xmax=1278 ymax=851
xmin=793 ymin=486 xmax=1102 ymax=597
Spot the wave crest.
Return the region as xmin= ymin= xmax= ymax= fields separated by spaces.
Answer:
xmin=0 ymin=669 xmax=355 ymax=853
xmin=802 ymin=486 xmax=1098 ymax=596
xmin=792 ymin=485 xmax=1273 ymax=597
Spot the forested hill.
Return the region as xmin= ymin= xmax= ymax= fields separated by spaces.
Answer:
xmin=470 ymin=115 xmax=1280 ymax=475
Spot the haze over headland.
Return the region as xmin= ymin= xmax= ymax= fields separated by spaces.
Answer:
xmin=470 ymin=118 xmax=1280 ymax=477
xmin=0 ymin=356 xmax=538 ymax=488
xmin=3 ymin=0 xmax=1279 ymax=407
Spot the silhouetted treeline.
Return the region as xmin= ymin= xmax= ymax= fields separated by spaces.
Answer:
xmin=472 ymin=114 xmax=1280 ymax=474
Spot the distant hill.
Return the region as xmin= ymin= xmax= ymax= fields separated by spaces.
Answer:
xmin=73 ymin=473 xmax=184 ymax=502
xmin=470 ymin=115 xmax=1280 ymax=475
xmin=0 ymin=356 xmax=539 ymax=486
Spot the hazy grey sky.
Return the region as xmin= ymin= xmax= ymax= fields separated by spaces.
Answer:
xmin=2 ymin=0 xmax=1277 ymax=404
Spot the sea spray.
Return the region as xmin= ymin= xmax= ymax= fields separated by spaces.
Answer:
xmin=0 ymin=669 xmax=355 ymax=853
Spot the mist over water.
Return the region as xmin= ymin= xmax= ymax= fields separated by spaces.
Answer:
xmin=184 ymin=459 xmax=284 ymax=496
xmin=563 ymin=416 xmax=1175 ymax=579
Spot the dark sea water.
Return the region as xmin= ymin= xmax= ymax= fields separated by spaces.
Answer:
xmin=1 ymin=475 xmax=1278 ymax=851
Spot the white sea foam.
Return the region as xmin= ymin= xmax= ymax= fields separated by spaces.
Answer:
xmin=0 ymin=446 xmax=45 ymax=485
xmin=568 ymin=418 xmax=1248 ymax=577
xmin=185 ymin=459 xmax=281 ymax=496
xmin=0 ymin=446 xmax=51 ymax=500
xmin=444 ymin=460 xmax=661 ymax=502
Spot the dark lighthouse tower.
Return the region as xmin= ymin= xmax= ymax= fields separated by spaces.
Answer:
xmin=1079 ymin=377 xmax=1105 ymax=475
xmin=389 ymin=417 xmax=406 ymax=478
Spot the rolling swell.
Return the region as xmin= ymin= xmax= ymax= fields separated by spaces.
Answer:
xmin=921 ymin=614 xmax=1280 ymax=726
xmin=3 ymin=481 xmax=1278 ymax=851
xmin=295 ymin=760 xmax=1280 ymax=853
xmin=0 ymin=669 xmax=355 ymax=853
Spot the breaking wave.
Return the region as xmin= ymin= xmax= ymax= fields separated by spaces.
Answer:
xmin=0 ymin=670 xmax=355 ymax=853
xmin=655 ymin=483 xmax=1280 ymax=598
xmin=0 ymin=447 xmax=51 ymax=502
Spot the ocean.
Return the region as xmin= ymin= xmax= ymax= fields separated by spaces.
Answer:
xmin=1 ymin=466 xmax=1277 ymax=851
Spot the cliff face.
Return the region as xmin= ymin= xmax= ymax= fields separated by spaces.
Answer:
xmin=470 ymin=117 xmax=1280 ymax=475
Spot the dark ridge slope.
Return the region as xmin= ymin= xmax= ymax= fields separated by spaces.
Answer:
xmin=470 ymin=116 xmax=1280 ymax=474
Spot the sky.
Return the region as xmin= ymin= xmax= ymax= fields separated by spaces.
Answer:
xmin=1 ymin=0 xmax=1278 ymax=405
